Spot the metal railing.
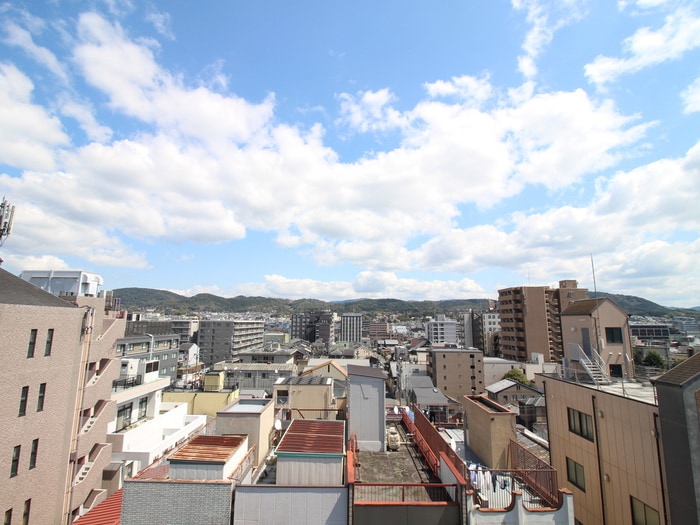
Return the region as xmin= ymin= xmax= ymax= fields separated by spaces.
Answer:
xmin=112 ymin=375 xmax=143 ymax=391
xmin=354 ymin=483 xmax=457 ymax=503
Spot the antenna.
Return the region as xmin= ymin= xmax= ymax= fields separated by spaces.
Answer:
xmin=0 ymin=196 xmax=15 ymax=247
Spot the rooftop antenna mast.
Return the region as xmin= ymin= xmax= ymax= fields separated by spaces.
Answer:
xmin=0 ymin=197 xmax=16 ymax=265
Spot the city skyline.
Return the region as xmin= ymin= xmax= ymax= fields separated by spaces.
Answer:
xmin=0 ymin=1 xmax=698 ymax=307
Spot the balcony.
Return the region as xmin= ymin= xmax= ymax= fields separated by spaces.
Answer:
xmin=71 ymin=443 xmax=112 ymax=511
xmin=112 ymin=375 xmax=143 ymax=392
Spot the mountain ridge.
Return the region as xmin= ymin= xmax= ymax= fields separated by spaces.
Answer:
xmin=112 ymin=287 xmax=699 ymax=319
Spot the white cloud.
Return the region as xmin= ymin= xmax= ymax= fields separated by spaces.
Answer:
xmin=2 ymin=22 xmax=68 ymax=81
xmin=59 ymin=98 xmax=112 ymax=142
xmin=234 ymin=272 xmax=487 ymax=301
xmin=336 ymin=88 xmax=408 ymax=133
xmin=72 ymin=13 xmax=275 ymax=146
xmin=512 ymin=0 xmax=586 ymax=80
xmin=0 ymin=63 xmax=69 ymax=171
xmin=585 ymin=6 xmax=700 ymax=86
xmin=681 ymin=77 xmax=700 ymax=114
xmin=424 ymin=74 xmax=493 ymax=107
xmin=145 ymin=9 xmax=174 ymax=39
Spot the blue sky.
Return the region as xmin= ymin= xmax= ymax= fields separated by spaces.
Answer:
xmin=0 ymin=0 xmax=699 ymax=307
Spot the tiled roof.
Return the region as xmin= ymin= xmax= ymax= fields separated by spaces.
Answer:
xmin=653 ymin=352 xmax=700 ymax=387
xmin=347 ymin=364 xmax=386 ymax=379
xmin=301 ymin=359 xmax=349 ymax=377
xmin=0 ymin=268 xmax=77 ymax=307
xmin=276 ymin=419 xmax=345 ymax=455
xmin=73 ymin=489 xmax=122 ymax=525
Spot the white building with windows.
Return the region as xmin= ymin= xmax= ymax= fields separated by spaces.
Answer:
xmin=425 ymin=314 xmax=458 ymax=345
xmin=107 ymin=358 xmax=207 ymax=478
xmin=340 ymin=313 xmax=363 ymax=343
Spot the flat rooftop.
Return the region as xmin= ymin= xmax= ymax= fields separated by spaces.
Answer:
xmin=219 ymin=399 xmax=270 ymax=414
xmin=355 ymin=422 xmax=439 ymax=484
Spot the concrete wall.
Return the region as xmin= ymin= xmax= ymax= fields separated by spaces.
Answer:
xmin=466 ymin=490 xmax=574 ymax=524
xmin=163 ymin=389 xmax=238 ymax=417
xmin=354 ymin=504 xmax=459 ymax=525
xmin=121 ymin=480 xmax=233 ymax=525
xmin=233 ymin=485 xmax=347 ymax=525
xmin=217 ymin=399 xmax=274 ymax=467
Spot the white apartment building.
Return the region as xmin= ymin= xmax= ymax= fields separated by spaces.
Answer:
xmin=425 ymin=314 xmax=458 ymax=345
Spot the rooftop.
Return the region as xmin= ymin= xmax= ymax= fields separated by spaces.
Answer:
xmin=276 ymin=419 xmax=345 ymax=455
xmin=168 ymin=435 xmax=247 ymax=464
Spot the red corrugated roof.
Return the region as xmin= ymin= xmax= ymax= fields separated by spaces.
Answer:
xmin=276 ymin=419 xmax=345 ymax=455
xmin=73 ymin=489 xmax=122 ymax=525
xmin=169 ymin=435 xmax=246 ymax=463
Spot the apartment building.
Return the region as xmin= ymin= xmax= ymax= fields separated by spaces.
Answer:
xmin=427 ymin=347 xmax=485 ymax=399
xmin=425 ymin=314 xmax=458 ymax=345
xmin=115 ymin=333 xmax=181 ymax=383
xmin=3 ymin=268 xmax=126 ymax=523
xmin=339 ymin=312 xmax=363 ymax=342
xmin=197 ymin=319 xmax=264 ymax=366
xmin=498 ymin=279 xmax=588 ymax=362
xmin=290 ymin=310 xmax=335 ymax=344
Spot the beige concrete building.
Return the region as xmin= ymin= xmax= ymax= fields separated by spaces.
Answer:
xmin=498 ymin=279 xmax=588 ymax=362
xmin=460 ymin=395 xmax=517 ymax=469
xmin=1 ymin=268 xmax=126 ymax=524
xmin=273 ymin=376 xmax=338 ymax=421
xmin=560 ymin=297 xmax=633 ymax=384
xmin=427 ymin=347 xmax=485 ymax=398
xmin=540 ymin=374 xmax=664 ymax=525
xmin=216 ymin=398 xmax=275 ymax=468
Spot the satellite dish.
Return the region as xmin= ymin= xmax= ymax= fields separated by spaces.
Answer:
xmin=274 ymin=419 xmax=282 ymax=430
xmin=393 ymin=406 xmax=399 ymax=414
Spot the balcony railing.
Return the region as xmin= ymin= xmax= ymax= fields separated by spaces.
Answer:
xmin=112 ymin=375 xmax=143 ymax=391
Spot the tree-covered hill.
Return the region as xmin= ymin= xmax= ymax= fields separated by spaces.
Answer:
xmin=111 ymin=287 xmax=698 ymax=319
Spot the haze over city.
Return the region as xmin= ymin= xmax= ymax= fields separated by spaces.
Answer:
xmin=0 ymin=1 xmax=698 ymax=307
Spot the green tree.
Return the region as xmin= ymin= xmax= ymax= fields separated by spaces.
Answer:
xmin=642 ymin=350 xmax=665 ymax=369
xmin=502 ymin=368 xmax=530 ymax=385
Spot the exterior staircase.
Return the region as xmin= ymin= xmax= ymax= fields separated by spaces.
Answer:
xmin=569 ymin=344 xmax=612 ymax=386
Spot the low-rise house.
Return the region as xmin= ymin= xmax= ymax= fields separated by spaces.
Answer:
xmin=121 ymin=435 xmax=254 ymax=525
xmin=273 ymin=376 xmax=340 ymax=421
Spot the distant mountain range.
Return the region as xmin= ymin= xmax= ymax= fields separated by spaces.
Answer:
xmin=112 ymin=287 xmax=700 ymax=319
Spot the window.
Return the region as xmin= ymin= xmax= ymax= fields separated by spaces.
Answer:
xmin=605 ymin=327 xmax=623 ymax=344
xmin=18 ymin=386 xmax=29 ymax=417
xmin=44 ymin=329 xmax=54 ymax=356
xmin=11 ymin=446 xmax=20 ymax=478
xmin=566 ymin=457 xmax=585 ymax=491
xmin=27 ymin=329 xmax=37 ymax=358
xmin=21 ymin=500 xmax=29 ymax=525
xmin=138 ymin=397 xmax=148 ymax=419
xmin=4 ymin=509 xmax=11 ymax=525
xmin=36 ymin=383 xmax=46 ymax=412
xmin=29 ymin=440 xmax=38 ymax=470
xmin=116 ymin=404 xmax=132 ymax=431
xmin=568 ymin=408 xmax=594 ymax=441
xmin=631 ymin=496 xmax=660 ymax=525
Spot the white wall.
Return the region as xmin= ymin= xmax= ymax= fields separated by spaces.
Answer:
xmin=348 ymin=375 xmax=385 ymax=451
xmin=233 ymin=486 xmax=347 ymax=525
